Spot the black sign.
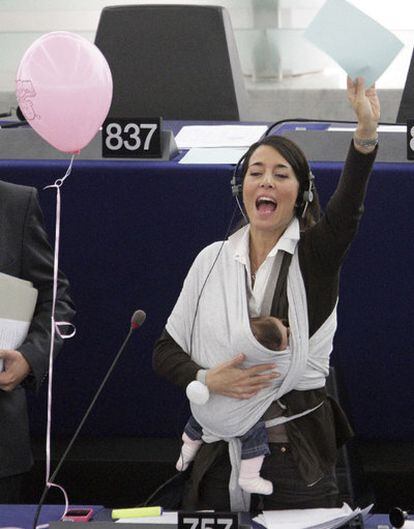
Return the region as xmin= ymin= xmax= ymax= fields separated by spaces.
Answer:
xmin=178 ymin=512 xmax=239 ymax=529
xmin=102 ymin=117 xmax=161 ymax=158
xmin=407 ymin=120 xmax=414 ymax=160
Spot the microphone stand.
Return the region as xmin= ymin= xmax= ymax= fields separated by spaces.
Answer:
xmin=32 ymin=320 xmax=141 ymax=529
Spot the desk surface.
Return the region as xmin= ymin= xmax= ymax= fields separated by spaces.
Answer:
xmin=0 ymin=505 xmax=401 ymax=529
xmin=0 ymin=504 xmax=396 ymax=529
xmin=271 ymin=122 xmax=410 ymax=163
xmin=0 ymin=120 xmax=410 ymax=163
xmin=0 ymin=504 xmax=104 ymax=528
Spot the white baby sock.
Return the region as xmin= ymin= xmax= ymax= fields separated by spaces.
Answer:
xmin=238 ymin=455 xmax=273 ymax=495
xmin=176 ymin=432 xmax=203 ymax=471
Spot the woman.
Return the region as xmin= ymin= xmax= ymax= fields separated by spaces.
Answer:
xmin=153 ymin=77 xmax=379 ymax=511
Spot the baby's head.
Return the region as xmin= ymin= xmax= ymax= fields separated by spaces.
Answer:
xmin=250 ymin=316 xmax=289 ymax=351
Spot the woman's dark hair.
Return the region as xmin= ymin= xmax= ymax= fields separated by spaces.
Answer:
xmin=239 ymin=135 xmax=321 ymax=230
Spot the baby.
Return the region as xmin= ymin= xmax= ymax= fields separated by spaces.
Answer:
xmin=176 ymin=315 xmax=289 ymax=495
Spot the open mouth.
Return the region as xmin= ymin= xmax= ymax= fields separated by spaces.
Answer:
xmin=256 ymin=197 xmax=277 ymax=214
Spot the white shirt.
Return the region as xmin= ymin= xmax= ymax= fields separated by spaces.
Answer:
xmin=228 ymin=218 xmax=300 ymax=317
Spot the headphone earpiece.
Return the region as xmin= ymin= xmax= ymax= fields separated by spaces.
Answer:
xmin=302 ymin=171 xmax=315 ymax=203
xmin=231 ymin=177 xmax=242 ymax=197
xmin=302 ymin=189 xmax=314 ymax=204
xmin=230 ymin=153 xmax=247 ymax=198
xmin=300 ymin=171 xmax=315 ymax=218
xmin=231 ymin=185 xmax=242 ymax=197
xmin=230 ymin=152 xmax=249 ymax=223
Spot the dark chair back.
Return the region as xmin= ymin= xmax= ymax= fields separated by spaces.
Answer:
xmin=397 ymin=47 xmax=414 ymax=123
xmin=94 ymin=4 xmax=247 ymax=120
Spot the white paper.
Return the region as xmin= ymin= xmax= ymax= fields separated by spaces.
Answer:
xmin=0 ymin=274 xmax=38 ymax=371
xmin=0 ymin=318 xmax=31 ymax=349
xmin=304 ymin=0 xmax=403 ymax=88
xmin=0 ymin=272 xmax=32 ymax=288
xmin=175 ymin=125 xmax=268 ymax=149
xmin=179 ymin=147 xmax=248 ymax=164
xmin=255 ymin=503 xmax=373 ymax=529
xmin=260 ymin=503 xmax=352 ymax=529
xmin=116 ymin=512 xmax=178 ymax=524
xmin=0 ymin=273 xmax=38 ymax=321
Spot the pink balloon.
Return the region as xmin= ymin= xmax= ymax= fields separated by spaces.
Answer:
xmin=16 ymin=31 xmax=113 ymax=154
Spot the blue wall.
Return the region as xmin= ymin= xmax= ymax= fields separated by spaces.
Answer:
xmin=1 ymin=156 xmax=412 ymax=442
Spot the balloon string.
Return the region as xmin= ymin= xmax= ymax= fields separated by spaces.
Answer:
xmin=42 ymin=153 xmax=76 ymax=511
xmin=44 ymin=153 xmax=75 ymax=191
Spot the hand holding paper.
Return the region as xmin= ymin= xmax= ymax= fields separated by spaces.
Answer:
xmin=304 ymin=0 xmax=403 ymax=88
xmin=0 ymin=273 xmax=38 ymax=373
xmin=346 ymin=76 xmax=380 ymax=132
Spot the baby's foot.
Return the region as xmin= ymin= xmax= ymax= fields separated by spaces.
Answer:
xmin=238 ymin=476 xmax=273 ymax=495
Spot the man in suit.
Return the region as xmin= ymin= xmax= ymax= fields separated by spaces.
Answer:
xmin=0 ymin=180 xmax=75 ymax=502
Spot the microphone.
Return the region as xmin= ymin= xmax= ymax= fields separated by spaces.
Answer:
xmin=131 ymin=309 xmax=146 ymax=330
xmin=389 ymin=508 xmax=412 ymax=528
xmin=32 ymin=309 xmax=146 ymax=529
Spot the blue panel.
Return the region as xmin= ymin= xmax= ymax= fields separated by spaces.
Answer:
xmin=1 ymin=152 xmax=412 ymax=442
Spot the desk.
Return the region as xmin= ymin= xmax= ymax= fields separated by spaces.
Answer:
xmin=0 ymin=505 xmax=398 ymax=529
xmin=0 ymin=504 xmax=103 ymax=528
xmin=0 ymin=133 xmax=413 ymax=445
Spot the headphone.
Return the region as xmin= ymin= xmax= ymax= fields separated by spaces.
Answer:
xmin=302 ymin=172 xmax=315 ymax=203
xmin=389 ymin=507 xmax=412 ymax=528
xmin=230 ymin=152 xmax=247 ymax=198
xmin=230 ymin=151 xmax=315 ymax=218
xmin=300 ymin=171 xmax=315 ymax=218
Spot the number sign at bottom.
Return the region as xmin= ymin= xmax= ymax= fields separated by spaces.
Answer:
xmin=178 ymin=512 xmax=239 ymax=529
xmin=102 ymin=117 xmax=161 ymax=158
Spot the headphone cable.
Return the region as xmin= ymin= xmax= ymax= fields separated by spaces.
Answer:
xmin=142 ymin=202 xmax=242 ymax=508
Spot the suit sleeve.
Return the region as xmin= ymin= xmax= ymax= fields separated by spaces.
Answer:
xmin=17 ymin=188 xmax=75 ymax=391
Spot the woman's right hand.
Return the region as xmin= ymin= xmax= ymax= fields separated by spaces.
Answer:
xmin=205 ymin=353 xmax=279 ymax=399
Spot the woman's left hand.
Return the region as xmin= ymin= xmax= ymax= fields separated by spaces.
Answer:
xmin=347 ymin=76 xmax=380 ymax=137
